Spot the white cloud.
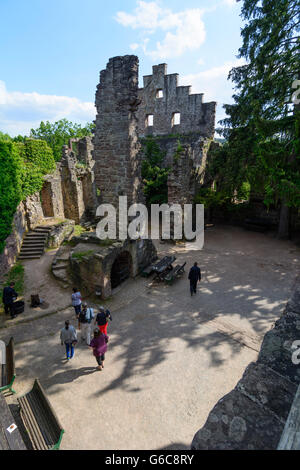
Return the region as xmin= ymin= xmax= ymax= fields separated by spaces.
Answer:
xmin=223 ymin=0 xmax=237 ymax=6
xmin=115 ymin=1 xmax=206 ymax=60
xmin=0 ymin=80 xmax=96 ymax=136
xmin=115 ymin=1 xmax=164 ymax=30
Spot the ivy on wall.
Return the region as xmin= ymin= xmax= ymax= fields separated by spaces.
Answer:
xmin=0 ymin=139 xmax=56 ymax=253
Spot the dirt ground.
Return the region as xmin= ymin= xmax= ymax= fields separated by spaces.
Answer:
xmin=0 ymin=225 xmax=299 ymax=450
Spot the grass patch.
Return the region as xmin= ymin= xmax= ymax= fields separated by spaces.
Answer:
xmin=75 ymin=161 xmax=87 ymax=170
xmin=71 ymin=250 xmax=94 ymax=260
xmin=73 ymin=225 xmax=87 ymax=237
xmin=97 ymin=239 xmax=114 ymax=247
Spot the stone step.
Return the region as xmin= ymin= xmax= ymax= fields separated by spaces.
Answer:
xmin=52 ymin=268 xmax=68 ymax=281
xmin=26 ymin=231 xmax=48 ymax=236
xmin=22 ymin=239 xmax=46 ymax=243
xmin=52 ymin=264 xmax=68 ymax=271
xmin=21 ymin=251 xmax=44 ymax=257
xmin=24 ymin=235 xmax=47 ymax=240
xmin=20 ymin=248 xmax=44 ymax=253
xmin=20 ymin=246 xmax=44 ymax=253
xmin=34 ymin=228 xmax=51 ymax=233
xmin=18 ymin=254 xmax=42 ymax=259
xmin=22 ymin=242 xmax=45 ymax=247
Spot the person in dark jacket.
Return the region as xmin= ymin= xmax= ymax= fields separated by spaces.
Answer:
xmin=2 ymin=282 xmax=18 ymax=318
xmin=188 ymin=262 xmax=201 ymax=296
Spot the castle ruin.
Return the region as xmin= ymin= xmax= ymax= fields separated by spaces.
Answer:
xmin=93 ymin=55 xmax=217 ymax=207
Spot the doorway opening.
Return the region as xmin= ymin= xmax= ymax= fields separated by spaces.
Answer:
xmin=110 ymin=251 xmax=132 ymax=289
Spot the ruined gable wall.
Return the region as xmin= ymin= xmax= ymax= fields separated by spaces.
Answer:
xmin=93 ymin=55 xmax=143 ymax=207
xmin=137 ymin=63 xmax=216 ymax=139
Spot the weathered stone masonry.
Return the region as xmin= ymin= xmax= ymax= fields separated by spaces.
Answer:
xmin=93 ymin=57 xmax=217 ymax=207
xmin=191 ymin=278 xmax=300 ymax=450
xmin=137 ymin=63 xmax=216 ymax=139
xmin=93 ymin=55 xmax=143 ymax=208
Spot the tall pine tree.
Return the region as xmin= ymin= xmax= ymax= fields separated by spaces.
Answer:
xmin=220 ymin=0 xmax=300 ymax=238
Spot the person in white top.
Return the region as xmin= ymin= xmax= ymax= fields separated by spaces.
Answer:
xmin=79 ymin=302 xmax=95 ymax=345
xmin=71 ymin=288 xmax=82 ymax=326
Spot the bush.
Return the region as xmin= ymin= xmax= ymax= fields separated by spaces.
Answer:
xmin=0 ymin=139 xmax=56 ymax=253
xmin=0 ymin=142 xmax=23 ymax=252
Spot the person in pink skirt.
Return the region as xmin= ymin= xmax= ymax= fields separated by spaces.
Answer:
xmin=89 ymin=328 xmax=109 ymax=371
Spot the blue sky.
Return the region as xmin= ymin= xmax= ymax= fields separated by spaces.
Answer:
xmin=0 ymin=0 xmax=244 ymax=136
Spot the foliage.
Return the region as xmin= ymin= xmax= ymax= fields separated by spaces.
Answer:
xmin=173 ymin=140 xmax=184 ymax=163
xmin=72 ymin=250 xmax=95 ymax=260
xmin=30 ymin=119 xmax=95 ymax=161
xmin=141 ymin=137 xmax=170 ymax=205
xmin=0 ymin=131 xmax=12 ymax=142
xmin=73 ymin=225 xmax=87 ymax=237
xmin=0 ymin=142 xmax=23 ymax=253
xmin=16 ymin=139 xmax=56 ymax=198
xmin=194 ymin=188 xmax=231 ymax=208
xmin=0 ymin=139 xmax=55 ymax=253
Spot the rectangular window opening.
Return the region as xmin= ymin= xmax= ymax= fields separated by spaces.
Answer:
xmin=146 ymin=114 xmax=154 ymax=127
xmin=172 ymin=112 xmax=181 ymax=126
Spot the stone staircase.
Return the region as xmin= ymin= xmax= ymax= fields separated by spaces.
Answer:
xmin=18 ymin=226 xmax=52 ymax=260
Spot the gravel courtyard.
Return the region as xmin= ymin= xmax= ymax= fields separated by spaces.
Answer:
xmin=1 ymin=225 xmax=299 ymax=450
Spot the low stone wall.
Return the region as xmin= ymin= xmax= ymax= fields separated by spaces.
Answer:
xmin=191 ymin=278 xmax=300 ymax=450
xmin=68 ymin=232 xmax=157 ymax=299
xmin=47 ymin=220 xmax=75 ymax=249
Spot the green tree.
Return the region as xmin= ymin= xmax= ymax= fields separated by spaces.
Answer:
xmin=0 ymin=131 xmax=12 ymax=142
xmin=30 ymin=119 xmax=95 ymax=161
xmin=217 ymin=0 xmax=300 ymax=238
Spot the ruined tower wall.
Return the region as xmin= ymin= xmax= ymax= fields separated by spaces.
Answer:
xmin=137 ymin=63 xmax=216 ymax=139
xmin=93 ymin=55 xmax=143 ymax=207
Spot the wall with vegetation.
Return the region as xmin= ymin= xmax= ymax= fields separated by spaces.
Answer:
xmin=0 ymin=139 xmax=56 ymax=255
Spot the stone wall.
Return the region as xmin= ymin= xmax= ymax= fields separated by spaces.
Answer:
xmin=23 ymin=192 xmax=44 ymax=229
xmin=93 ymin=55 xmax=143 ymax=208
xmin=54 ymin=138 xmax=97 ymax=225
xmin=41 ymin=167 xmax=65 ymax=220
xmin=191 ymin=277 xmax=300 ymax=450
xmin=68 ymin=233 xmax=157 ymax=298
xmin=93 ymin=56 xmax=217 ymax=208
xmin=137 ymin=63 xmax=216 ymax=139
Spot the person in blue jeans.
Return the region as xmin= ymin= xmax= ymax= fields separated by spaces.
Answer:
xmin=71 ymin=288 xmax=82 ymax=327
xmin=60 ymin=320 xmax=77 ymax=360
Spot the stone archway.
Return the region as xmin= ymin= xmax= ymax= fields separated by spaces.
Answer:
xmin=110 ymin=251 xmax=132 ymax=289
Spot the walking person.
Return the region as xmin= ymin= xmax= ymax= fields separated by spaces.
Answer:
xmin=60 ymin=320 xmax=77 ymax=360
xmin=79 ymin=302 xmax=94 ymax=345
xmin=71 ymin=288 xmax=82 ymax=326
xmin=2 ymin=282 xmax=18 ymax=319
xmin=188 ymin=262 xmax=201 ymax=296
xmin=89 ymin=328 xmax=109 ymax=371
xmin=94 ymin=306 xmax=112 ymax=335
